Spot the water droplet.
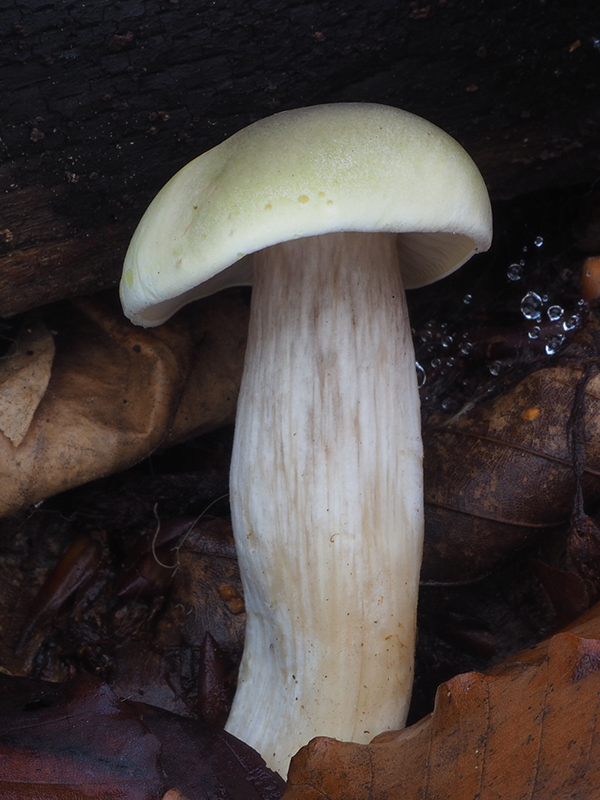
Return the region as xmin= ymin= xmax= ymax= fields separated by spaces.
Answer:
xmin=416 ymin=362 xmax=426 ymax=387
xmin=460 ymin=342 xmax=473 ymax=355
xmin=547 ymin=305 xmax=563 ymax=321
xmin=545 ymin=333 xmax=565 ymax=356
xmin=534 ymin=236 xmax=544 ymax=248
xmin=563 ymin=314 xmax=580 ymax=331
xmin=463 ymin=293 xmax=473 ymax=305
xmin=441 ymin=335 xmax=453 ymax=348
xmin=489 ymin=360 xmax=503 ymax=376
xmin=420 ymin=330 xmax=433 ymax=343
xmin=446 ymin=357 xmax=456 ymax=367
xmin=521 ymin=291 xmax=543 ymax=320
xmin=528 ymin=326 xmax=541 ymax=340
xmin=441 ymin=397 xmax=457 ymax=413
xmin=507 ymin=263 xmax=523 ymax=281
xmin=431 ymin=358 xmax=442 ymax=368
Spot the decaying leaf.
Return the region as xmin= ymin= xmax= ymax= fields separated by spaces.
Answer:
xmin=4 ymin=515 xmax=246 ymax=717
xmin=530 ymin=508 xmax=600 ymax=625
xmin=283 ymin=603 xmax=600 ymax=800
xmin=0 ymin=675 xmax=163 ymax=799
xmin=422 ymin=314 xmax=600 ymax=583
xmin=110 ymin=517 xmax=246 ymax=718
xmin=0 ymin=316 xmax=55 ymax=447
xmin=15 ymin=532 xmax=104 ymax=656
xmin=0 ymin=291 xmax=248 ymax=518
xmin=0 ymin=673 xmax=285 ymax=800
xmin=138 ymin=703 xmax=286 ymax=800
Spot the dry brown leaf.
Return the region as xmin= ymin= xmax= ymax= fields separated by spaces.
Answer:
xmin=422 ymin=318 xmax=600 ymax=582
xmin=0 ymin=291 xmax=247 ymax=517
xmin=0 ymin=316 xmax=55 ymax=446
xmin=284 ymin=603 xmax=600 ymax=799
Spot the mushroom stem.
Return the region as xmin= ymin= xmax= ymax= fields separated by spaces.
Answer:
xmin=226 ymin=230 xmax=424 ymax=775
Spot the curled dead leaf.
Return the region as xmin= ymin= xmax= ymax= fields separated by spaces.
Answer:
xmin=0 ymin=316 xmax=55 ymax=446
xmin=0 ymin=291 xmax=248 ymax=518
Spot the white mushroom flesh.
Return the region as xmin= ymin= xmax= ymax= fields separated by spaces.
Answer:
xmin=227 ymin=230 xmax=423 ymax=774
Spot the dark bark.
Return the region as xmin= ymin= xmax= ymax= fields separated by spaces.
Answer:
xmin=1 ymin=0 xmax=598 ymax=316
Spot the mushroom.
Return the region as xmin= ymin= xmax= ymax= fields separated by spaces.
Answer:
xmin=120 ymin=103 xmax=492 ymax=776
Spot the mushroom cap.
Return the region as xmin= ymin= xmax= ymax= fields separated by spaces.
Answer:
xmin=121 ymin=103 xmax=492 ymax=326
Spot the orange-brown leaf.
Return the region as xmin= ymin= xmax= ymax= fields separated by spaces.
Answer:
xmin=284 ymin=604 xmax=600 ymax=799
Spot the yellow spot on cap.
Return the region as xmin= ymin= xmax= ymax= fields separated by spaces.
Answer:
xmin=318 ymin=191 xmax=326 ymax=198
xmin=264 ymin=203 xmax=273 ymax=210
xmin=297 ymin=195 xmax=310 ymax=204
xmin=124 ymin=268 xmax=134 ymax=288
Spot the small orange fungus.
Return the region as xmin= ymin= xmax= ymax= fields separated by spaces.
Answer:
xmin=219 ymin=583 xmax=245 ymax=614
xmin=522 ymin=407 xmax=541 ymax=421
xmin=581 ymin=256 xmax=600 ymax=301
